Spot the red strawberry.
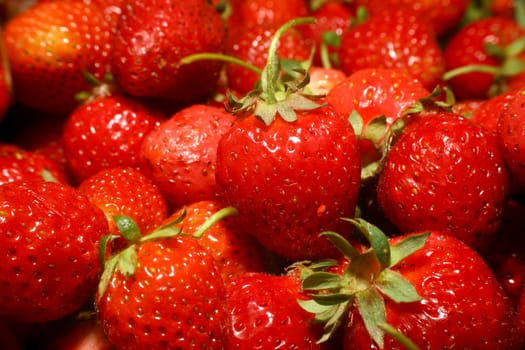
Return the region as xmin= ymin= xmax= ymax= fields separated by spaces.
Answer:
xmin=299 ymin=223 xmax=522 ymax=349
xmin=326 ymin=68 xmax=430 ymax=174
xmin=225 ymin=22 xmax=312 ymax=94
xmin=167 ymin=200 xmax=265 ymax=282
xmin=352 ymin=0 xmax=470 ymax=37
xmin=2 ymin=0 xmax=114 ymax=114
xmin=96 ymin=217 xmax=229 ymax=349
xmin=140 ymin=103 xmax=236 ymax=211
xmin=0 ymin=142 xmax=68 ymax=185
xmin=497 ymin=88 xmax=525 ymax=195
xmin=470 ymin=91 xmax=515 ymax=133
xmin=338 ymin=8 xmax=446 ymax=90
xmin=377 ymin=112 xmax=509 ymax=252
xmin=0 ymin=181 xmax=109 ymax=323
xmin=306 ymin=66 xmax=347 ymax=96
xmin=443 ymin=17 xmax=525 ymax=100
xmin=78 ymin=167 xmax=168 ymax=236
xmin=62 ymin=94 xmax=164 ymax=184
xmin=111 ymin=0 xmax=226 ymax=105
xmin=225 ymin=272 xmax=329 ymax=349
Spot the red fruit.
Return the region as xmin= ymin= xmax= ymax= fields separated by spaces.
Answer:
xmin=62 ymin=94 xmax=164 ymax=184
xmin=225 ymin=23 xmax=312 ymax=94
xmin=377 ymin=112 xmax=509 ymax=252
xmin=78 ymin=167 xmax=168 ymax=236
xmin=470 ymin=92 xmax=515 ymax=133
xmin=140 ymin=104 xmax=236 ymax=211
xmin=96 ymin=223 xmax=229 ymax=349
xmin=0 ymin=181 xmax=109 ymax=323
xmin=443 ymin=17 xmax=525 ymax=100
xmin=353 ymin=0 xmax=470 ymax=37
xmin=2 ymin=0 xmax=113 ymax=114
xmin=226 ymin=272 xmax=328 ymax=349
xmin=306 ymin=66 xmax=347 ymax=96
xmin=216 ymin=104 xmax=361 ymax=261
xmin=339 ymin=8 xmax=446 ymax=90
xmin=227 ymin=0 xmax=309 ymax=35
xmin=0 ymin=142 xmax=68 ymax=185
xmin=167 ymin=200 xmax=265 ymax=282
xmin=497 ymin=88 xmax=525 ymax=194
xmin=111 ymin=0 xmax=226 ymax=104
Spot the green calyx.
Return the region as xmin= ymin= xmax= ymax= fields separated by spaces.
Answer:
xmin=96 ymin=207 xmax=238 ymax=302
xmin=297 ymin=218 xmax=429 ymax=349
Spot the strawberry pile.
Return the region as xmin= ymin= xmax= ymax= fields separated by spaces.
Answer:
xmin=0 ymin=0 xmax=524 ymax=349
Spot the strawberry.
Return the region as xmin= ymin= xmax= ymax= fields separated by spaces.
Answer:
xmin=140 ymin=103 xmax=236 ymax=211
xmin=78 ymin=167 xmax=168 ymax=236
xmin=326 ymin=68 xmax=430 ymax=176
xmin=225 ymin=272 xmax=329 ymax=349
xmin=497 ymin=88 xmax=525 ymax=195
xmin=0 ymin=142 xmax=69 ymax=185
xmin=299 ymin=221 xmax=523 ymax=349
xmin=352 ymin=0 xmax=470 ymax=37
xmin=338 ymin=8 xmax=446 ymax=90
xmin=96 ymin=216 xmax=229 ymax=349
xmin=306 ymin=66 xmax=347 ymax=96
xmin=376 ymin=112 xmax=510 ymax=252
xmin=0 ymin=180 xmax=109 ymax=323
xmin=443 ymin=17 xmax=525 ymax=100
xmin=167 ymin=200 xmax=265 ymax=281
xmin=224 ymin=22 xmax=312 ymax=94
xmin=62 ymin=94 xmax=164 ymax=184
xmin=215 ymin=18 xmax=361 ymax=261
xmin=111 ymin=0 xmax=226 ymax=105
xmin=2 ymin=0 xmax=114 ymax=114
xmin=469 ymin=91 xmax=515 ymax=133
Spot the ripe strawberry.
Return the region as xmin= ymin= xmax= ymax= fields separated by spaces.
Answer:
xmin=0 ymin=181 xmax=109 ymax=323
xmin=306 ymin=66 xmax=347 ymax=97
xmin=0 ymin=142 xmax=68 ymax=185
xmin=225 ymin=23 xmax=312 ymax=94
xmin=443 ymin=17 xmax=525 ymax=100
xmin=353 ymin=0 xmax=470 ymax=37
xmin=225 ymin=272 xmax=328 ymax=349
xmin=62 ymin=94 xmax=164 ymax=184
xmin=376 ymin=112 xmax=509 ymax=252
xmin=167 ymin=200 xmax=265 ymax=281
xmin=299 ymin=223 xmax=522 ymax=349
xmin=497 ymin=88 xmax=525 ymax=195
xmin=338 ymin=8 xmax=446 ymax=90
xmin=2 ymin=0 xmax=114 ymax=114
xmin=140 ymin=103 xmax=236 ymax=211
xmin=111 ymin=0 xmax=226 ymax=105
xmin=96 ymin=217 xmax=229 ymax=349
xmin=469 ymin=91 xmax=515 ymax=133
xmin=326 ymin=68 xmax=430 ymax=175
xmin=78 ymin=167 xmax=168 ymax=236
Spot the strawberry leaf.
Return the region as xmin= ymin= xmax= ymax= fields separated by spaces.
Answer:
xmin=389 ymin=232 xmax=430 ymax=267
xmin=343 ymin=218 xmax=391 ymax=269
xmin=114 ymin=215 xmax=142 ymax=242
xmin=320 ymin=230 xmax=360 ymax=260
xmin=302 ymin=271 xmax=344 ymax=290
xmin=356 ymin=287 xmax=387 ymax=349
xmin=376 ymin=269 xmax=422 ymax=303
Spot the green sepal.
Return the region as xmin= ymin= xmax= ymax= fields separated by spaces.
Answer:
xmin=389 ymin=232 xmax=430 ymax=267
xmin=376 ymin=269 xmax=422 ymax=303
xmin=356 ymin=288 xmax=387 ymax=349
xmin=311 ymin=292 xmax=354 ymax=305
xmin=378 ymin=322 xmax=421 ymax=350
xmin=320 ymin=231 xmax=360 ymax=261
xmin=114 ymin=215 xmax=143 ymax=242
xmin=302 ymin=271 xmax=345 ymax=291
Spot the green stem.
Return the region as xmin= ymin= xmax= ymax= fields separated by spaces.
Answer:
xmin=378 ymin=322 xmax=421 ymax=350
xmin=179 ymin=52 xmax=263 ymax=75
xmin=192 ymin=206 xmax=239 ymax=239
xmin=442 ymin=64 xmax=501 ymax=80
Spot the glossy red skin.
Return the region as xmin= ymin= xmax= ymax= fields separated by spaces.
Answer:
xmin=111 ymin=0 xmax=226 ymax=104
xmin=518 ymin=290 xmax=525 ymax=340
xmin=0 ymin=143 xmax=68 ymax=185
xmin=227 ymin=0 xmax=309 ymax=36
xmin=470 ymin=92 xmax=515 ymax=133
xmin=377 ymin=112 xmax=509 ymax=252
xmin=226 ymin=272 xmax=328 ymax=350
xmin=140 ymin=104 xmax=236 ymax=211
xmin=2 ymin=1 xmax=113 ymax=114
xmin=353 ymin=0 xmax=469 ymax=37
xmin=62 ymin=94 xmax=164 ymax=184
xmin=498 ymin=89 xmax=525 ymax=194
xmin=215 ymin=105 xmax=361 ymax=261
xmin=0 ymin=181 xmax=109 ymax=323
xmin=326 ymin=68 xmax=430 ymax=165
xmin=444 ymin=17 xmax=525 ymax=100
xmin=339 ymin=9 xmax=445 ymax=90
xmin=167 ymin=200 xmax=265 ymax=282
xmin=225 ymin=24 xmax=312 ymax=94
xmin=97 ymin=236 xmax=229 ymax=349
xmin=78 ymin=167 xmax=168 ymax=235
xmin=344 ymin=232 xmax=522 ymax=349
